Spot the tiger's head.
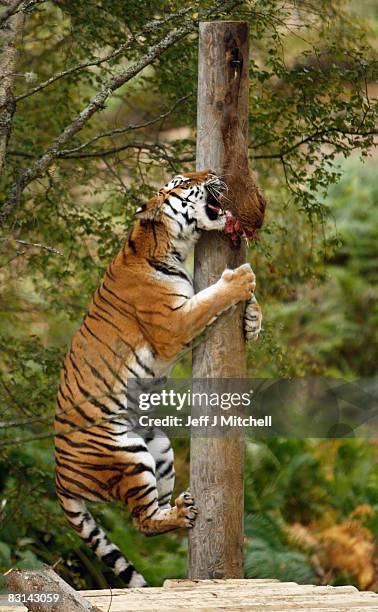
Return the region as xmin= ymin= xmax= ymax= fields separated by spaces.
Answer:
xmin=134 ymin=170 xmax=228 ymax=237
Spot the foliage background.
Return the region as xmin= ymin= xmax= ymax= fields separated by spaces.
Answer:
xmin=0 ymin=0 xmax=377 ymax=591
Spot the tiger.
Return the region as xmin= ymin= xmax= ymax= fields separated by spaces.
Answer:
xmin=54 ymin=169 xmax=262 ymax=587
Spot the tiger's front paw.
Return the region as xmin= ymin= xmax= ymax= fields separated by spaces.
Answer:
xmin=244 ymin=295 xmax=262 ymax=342
xmin=220 ymin=263 xmax=256 ymax=303
xmin=175 ymin=491 xmax=198 ymax=529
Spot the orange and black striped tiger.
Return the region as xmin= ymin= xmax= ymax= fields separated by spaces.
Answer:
xmin=54 ymin=170 xmax=262 ymax=587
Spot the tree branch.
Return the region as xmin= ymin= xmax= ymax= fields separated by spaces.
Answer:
xmin=0 ymin=0 xmax=45 ymax=27
xmin=0 ymin=0 xmax=241 ymax=225
xmin=0 ymin=237 xmax=63 ymax=254
xmin=0 ymin=0 xmax=23 ymax=27
xmin=7 ymin=141 xmax=195 ymax=163
xmin=4 ymin=148 xmax=34 ymax=157
xmin=5 ymin=567 xmax=102 ymax=612
xmin=250 ymin=128 xmax=378 ymax=160
xmin=59 ymin=141 xmax=194 ymax=161
xmin=59 ymin=92 xmax=193 ymax=156
xmin=61 ymin=141 xmax=164 ymax=158
xmin=14 ymin=8 xmax=193 ymax=102
xmin=0 ymin=0 xmax=25 ymax=171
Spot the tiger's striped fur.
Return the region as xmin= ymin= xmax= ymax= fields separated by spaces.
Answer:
xmin=54 ymin=170 xmax=262 ymax=587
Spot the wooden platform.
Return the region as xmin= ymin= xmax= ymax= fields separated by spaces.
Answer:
xmin=80 ymin=579 xmax=378 ymax=611
xmin=2 ymin=579 xmax=378 ymax=611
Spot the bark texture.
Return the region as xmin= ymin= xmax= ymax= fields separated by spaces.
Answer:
xmin=0 ymin=0 xmax=24 ymax=172
xmin=189 ymin=20 xmax=250 ymax=580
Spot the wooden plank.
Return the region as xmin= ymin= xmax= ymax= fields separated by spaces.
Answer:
xmin=81 ymin=579 xmax=378 ymax=612
xmin=83 ymin=597 xmax=378 ymax=612
xmin=82 ymin=583 xmax=360 ymax=598
xmin=83 ymin=589 xmax=378 ymax=599
xmin=163 ymin=578 xmax=281 ymax=587
xmin=8 ymin=579 xmax=376 ymax=612
xmin=162 ymin=578 xmax=359 ymax=593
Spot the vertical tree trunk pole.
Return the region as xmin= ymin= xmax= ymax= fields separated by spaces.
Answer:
xmin=189 ymin=21 xmax=249 ymax=579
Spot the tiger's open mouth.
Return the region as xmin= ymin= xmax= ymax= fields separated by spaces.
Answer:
xmin=204 ymin=175 xmax=259 ymax=246
xmin=205 ymin=189 xmax=224 ymax=220
xmin=204 ymin=174 xmax=226 ymax=220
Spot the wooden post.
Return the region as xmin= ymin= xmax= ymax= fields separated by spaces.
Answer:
xmin=189 ymin=21 xmax=249 ymax=579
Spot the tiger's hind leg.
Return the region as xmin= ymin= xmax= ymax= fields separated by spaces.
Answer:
xmin=118 ymin=436 xmax=197 ymax=536
xmin=57 ymin=492 xmax=147 ymax=587
xmin=131 ymin=487 xmax=197 ymax=537
xmin=144 ymin=428 xmax=175 ymax=509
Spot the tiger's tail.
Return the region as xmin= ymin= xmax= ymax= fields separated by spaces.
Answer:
xmin=58 ymin=492 xmax=147 ymax=587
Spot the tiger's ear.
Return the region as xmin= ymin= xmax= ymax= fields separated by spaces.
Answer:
xmin=134 ymin=195 xmax=164 ymax=221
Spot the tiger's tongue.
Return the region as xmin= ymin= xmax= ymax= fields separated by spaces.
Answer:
xmin=207 ymin=203 xmax=222 ymax=214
